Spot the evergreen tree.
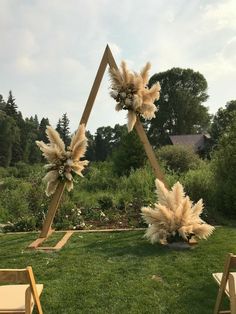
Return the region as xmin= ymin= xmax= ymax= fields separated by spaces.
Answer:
xmin=4 ymin=91 xmax=18 ymax=118
xmin=56 ymin=118 xmax=63 ymax=138
xmin=39 ymin=117 xmax=50 ymax=142
xmin=111 ymin=130 xmax=146 ymax=176
xmin=0 ymin=111 xmax=20 ymax=167
xmin=60 ymin=113 xmax=70 ymax=147
xmin=0 ymin=94 xmax=6 ymax=111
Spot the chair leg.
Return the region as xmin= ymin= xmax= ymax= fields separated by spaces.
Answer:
xmin=229 ymin=274 xmax=236 ymax=314
xmin=214 ymin=287 xmax=225 ymax=314
xmin=25 ymin=286 xmax=32 ymax=314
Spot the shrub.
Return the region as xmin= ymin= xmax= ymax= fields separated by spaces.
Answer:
xmin=0 ymin=177 xmax=31 ymax=221
xmin=211 ymin=117 xmax=236 ymax=217
xmin=83 ymin=161 xmax=118 ymax=191
xmin=157 ymin=145 xmax=202 ymax=173
xmin=182 ymin=163 xmax=216 ymax=221
xmin=3 ymin=216 xmax=36 ymax=232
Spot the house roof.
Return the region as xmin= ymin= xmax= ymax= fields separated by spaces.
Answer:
xmin=169 ymin=134 xmax=210 ymax=152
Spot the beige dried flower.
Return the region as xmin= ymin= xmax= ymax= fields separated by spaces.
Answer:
xmin=109 ymin=61 xmax=161 ymax=132
xmin=141 ymin=179 xmax=215 ymax=244
xmin=36 ymin=124 xmax=89 ymax=196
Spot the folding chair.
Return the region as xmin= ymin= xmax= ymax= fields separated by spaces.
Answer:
xmin=213 ymin=253 xmax=236 ymax=314
xmin=0 ymin=266 xmax=43 ymax=314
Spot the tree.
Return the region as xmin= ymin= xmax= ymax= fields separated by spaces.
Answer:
xmin=0 ymin=94 xmax=6 ymax=111
xmin=147 ymin=68 xmax=211 ymax=146
xmin=0 ymin=111 xmax=20 ymax=167
xmin=39 ymin=117 xmax=50 ymax=142
xmin=212 ymin=115 xmax=236 ymax=217
xmin=4 ymin=91 xmax=18 ymax=118
xmin=111 ymin=130 xmax=146 ymax=176
xmin=57 ymin=113 xmax=70 ymax=147
xmin=210 ymin=100 xmax=236 ymax=145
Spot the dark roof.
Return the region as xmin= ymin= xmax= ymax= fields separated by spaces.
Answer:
xmin=169 ymin=134 xmax=210 ymax=152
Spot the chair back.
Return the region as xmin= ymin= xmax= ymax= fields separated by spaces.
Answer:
xmin=0 ymin=267 xmax=43 ymax=314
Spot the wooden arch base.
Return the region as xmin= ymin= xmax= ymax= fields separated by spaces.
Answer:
xmin=28 ymin=45 xmax=165 ymax=251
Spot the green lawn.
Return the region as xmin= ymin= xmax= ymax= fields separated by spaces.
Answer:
xmin=0 ymin=227 xmax=236 ymax=314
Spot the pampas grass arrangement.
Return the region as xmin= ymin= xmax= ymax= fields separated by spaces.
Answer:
xmin=36 ymin=124 xmax=89 ymax=196
xmin=141 ymin=179 xmax=215 ymax=245
xmin=109 ymin=61 xmax=161 ymax=132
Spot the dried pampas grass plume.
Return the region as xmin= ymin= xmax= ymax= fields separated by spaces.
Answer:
xmin=36 ymin=124 xmax=89 ymax=196
xmin=141 ymin=179 xmax=215 ymax=244
xmin=109 ymin=61 xmax=161 ymax=132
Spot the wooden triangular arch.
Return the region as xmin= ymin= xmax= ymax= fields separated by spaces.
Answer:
xmin=28 ymin=45 xmax=165 ymax=250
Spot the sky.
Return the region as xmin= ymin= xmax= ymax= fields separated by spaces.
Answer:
xmin=0 ymin=0 xmax=236 ymax=134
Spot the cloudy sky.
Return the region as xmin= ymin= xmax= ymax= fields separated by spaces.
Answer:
xmin=1 ymin=0 xmax=236 ymax=133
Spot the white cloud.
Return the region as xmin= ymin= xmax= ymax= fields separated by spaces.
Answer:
xmin=0 ymin=0 xmax=235 ymax=134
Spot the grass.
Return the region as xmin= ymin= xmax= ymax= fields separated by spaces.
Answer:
xmin=0 ymin=227 xmax=236 ymax=314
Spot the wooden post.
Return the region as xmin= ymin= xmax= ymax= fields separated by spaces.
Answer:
xmin=40 ymin=182 xmax=66 ymax=238
xmin=80 ymin=45 xmax=111 ymax=126
xmin=134 ymin=117 xmax=165 ymax=183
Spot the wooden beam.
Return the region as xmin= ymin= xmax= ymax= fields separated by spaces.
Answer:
xmin=40 ymin=182 xmax=66 ymax=238
xmin=53 ymin=231 xmax=74 ymax=250
xmin=79 ymin=45 xmax=110 ymax=126
xmin=134 ymin=117 xmax=166 ymax=184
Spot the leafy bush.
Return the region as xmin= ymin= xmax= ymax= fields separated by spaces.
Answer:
xmin=157 ymin=145 xmax=202 ymax=173
xmin=182 ymin=163 xmax=216 ymax=221
xmin=3 ymin=216 xmax=36 ymax=232
xmin=83 ymin=162 xmax=118 ymax=191
xmin=211 ymin=117 xmax=236 ymax=217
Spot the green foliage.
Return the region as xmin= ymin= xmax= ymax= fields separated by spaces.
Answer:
xmin=56 ymin=113 xmax=70 ymax=147
xmin=0 ymin=177 xmax=31 ymax=221
xmin=83 ymin=161 xmax=118 ymax=191
xmin=148 ymin=68 xmax=210 ymax=146
xmin=112 ymin=130 xmax=146 ymax=176
xmin=182 ymin=164 xmax=216 ymax=221
xmin=210 ymin=100 xmax=236 ymax=145
xmin=0 ymin=111 xmax=20 ymax=167
xmin=157 ymin=145 xmax=202 ymax=173
xmin=211 ymin=116 xmax=236 ymax=217
xmin=3 ymin=216 xmax=36 ymax=232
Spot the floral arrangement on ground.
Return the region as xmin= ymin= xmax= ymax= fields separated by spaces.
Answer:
xmin=109 ymin=61 xmax=161 ymax=132
xmin=141 ymin=179 xmax=215 ymax=245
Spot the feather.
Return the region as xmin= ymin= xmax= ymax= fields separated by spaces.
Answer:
xmin=109 ymin=67 xmax=123 ymax=88
xmin=43 ymin=170 xmax=59 ymax=183
xmin=155 ymin=179 xmax=169 ymax=207
xmin=70 ymin=124 xmax=86 ymax=151
xmin=121 ymin=61 xmax=131 ymax=84
xmin=140 ymin=62 xmax=151 ymax=85
xmin=66 ymin=180 xmax=74 ymax=192
xmin=192 ymin=199 xmax=204 ymax=217
xmin=46 ymin=180 xmax=59 ymax=197
xmin=127 ymin=110 xmax=137 ymax=132
xmin=46 ymin=126 xmax=65 ymax=152
xmin=71 ymin=139 xmax=87 ymax=160
xmin=141 ymin=180 xmax=214 ymax=244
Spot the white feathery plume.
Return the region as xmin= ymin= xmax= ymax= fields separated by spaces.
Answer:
xmin=109 ymin=61 xmax=161 ymax=132
xmin=141 ymin=179 xmax=215 ymax=244
xmin=36 ymin=124 xmax=89 ymax=196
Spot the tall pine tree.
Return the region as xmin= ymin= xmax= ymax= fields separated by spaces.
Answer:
xmin=57 ymin=113 xmax=70 ymax=147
